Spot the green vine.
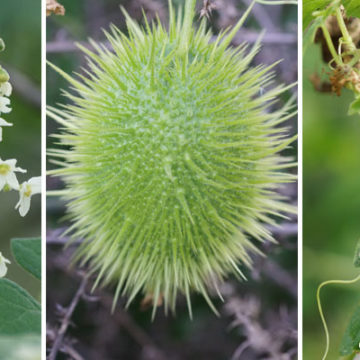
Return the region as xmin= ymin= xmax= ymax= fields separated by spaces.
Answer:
xmin=317 ymin=240 xmax=360 ymax=359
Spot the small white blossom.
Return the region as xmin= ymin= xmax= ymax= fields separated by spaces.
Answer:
xmin=0 ymin=96 xmax=11 ymax=114
xmin=0 ymin=158 xmax=26 ymax=191
xmin=16 ymin=176 xmax=41 ymax=217
xmin=0 ymin=252 xmax=10 ymax=277
xmin=0 ymin=81 xmax=12 ymax=97
xmin=0 ymin=117 xmax=12 ymax=142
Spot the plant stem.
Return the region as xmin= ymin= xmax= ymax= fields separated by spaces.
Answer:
xmin=317 ymin=273 xmax=360 ymax=360
xmin=321 ymin=24 xmax=342 ymax=66
xmin=335 ymin=7 xmax=357 ymax=53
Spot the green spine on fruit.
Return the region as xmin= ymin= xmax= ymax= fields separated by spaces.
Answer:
xmin=48 ymin=0 xmax=296 ymax=317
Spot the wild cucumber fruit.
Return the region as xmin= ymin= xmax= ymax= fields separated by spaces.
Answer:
xmin=48 ymin=0 xmax=296 ymax=317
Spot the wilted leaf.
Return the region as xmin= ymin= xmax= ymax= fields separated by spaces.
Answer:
xmin=46 ymin=0 xmax=65 ymax=17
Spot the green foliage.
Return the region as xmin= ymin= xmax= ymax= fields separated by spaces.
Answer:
xmin=349 ymin=97 xmax=360 ymax=115
xmin=343 ymin=0 xmax=360 ymax=17
xmin=48 ymin=0 xmax=295 ymax=316
xmin=316 ymin=240 xmax=360 ymax=359
xmin=353 ymin=239 xmax=360 ymax=267
xmin=303 ymin=0 xmax=331 ymax=29
xmin=304 ymin=0 xmax=360 ymax=30
xmin=339 ymin=241 xmax=360 ymax=356
xmin=303 ymin=0 xmax=339 ymax=52
xmin=0 ymin=279 xmax=40 ymax=335
xmin=11 ymin=238 xmax=41 ymax=280
xmin=0 ymin=237 xmax=40 ymax=336
xmin=340 ymin=305 xmax=360 ymax=356
xmin=303 ymin=0 xmax=360 ymax=118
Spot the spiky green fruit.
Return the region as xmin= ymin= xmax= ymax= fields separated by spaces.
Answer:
xmin=48 ymin=0 xmax=296 ymax=317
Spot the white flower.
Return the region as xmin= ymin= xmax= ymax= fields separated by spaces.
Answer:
xmin=0 ymin=81 xmax=12 ymax=97
xmin=0 ymin=96 xmax=11 ymax=114
xmin=0 ymin=117 xmax=12 ymax=142
xmin=0 ymin=158 xmax=26 ymax=191
xmin=0 ymin=252 xmax=10 ymax=277
xmin=16 ymin=176 xmax=41 ymax=217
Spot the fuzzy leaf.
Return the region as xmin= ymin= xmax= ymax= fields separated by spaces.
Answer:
xmin=0 ymin=279 xmax=40 ymax=335
xmin=11 ymin=238 xmax=41 ymax=280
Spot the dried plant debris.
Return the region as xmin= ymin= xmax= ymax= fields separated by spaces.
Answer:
xmin=46 ymin=0 xmax=65 ymax=17
xmin=200 ymin=0 xmax=217 ymax=19
xmin=225 ymin=296 xmax=297 ymax=360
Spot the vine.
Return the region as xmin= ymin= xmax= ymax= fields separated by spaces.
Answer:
xmin=304 ymin=0 xmax=360 ymax=114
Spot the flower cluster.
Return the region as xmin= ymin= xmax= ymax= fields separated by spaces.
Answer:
xmin=0 ymin=38 xmax=41 ymax=278
xmin=0 ymin=68 xmax=41 ymax=217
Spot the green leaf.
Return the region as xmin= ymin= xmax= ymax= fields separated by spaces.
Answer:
xmin=303 ymin=0 xmax=341 ymax=55
xmin=340 ymin=305 xmax=360 ymax=355
xmin=303 ymin=16 xmax=324 ymax=53
xmin=11 ymin=238 xmax=41 ymax=280
xmin=303 ymin=0 xmax=331 ymax=29
xmin=0 ymin=336 xmax=40 ymax=360
xmin=348 ymin=96 xmax=360 ymax=116
xmin=0 ymin=279 xmax=40 ymax=335
xmin=354 ymin=239 xmax=360 ymax=267
xmin=343 ymin=0 xmax=360 ymax=18
xmin=303 ymin=0 xmax=360 ymax=30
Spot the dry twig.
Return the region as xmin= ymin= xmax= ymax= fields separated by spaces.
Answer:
xmin=47 ymin=273 xmax=89 ymax=360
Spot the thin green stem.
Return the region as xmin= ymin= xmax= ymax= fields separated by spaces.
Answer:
xmin=321 ymin=24 xmax=342 ymax=66
xmin=348 ymin=50 xmax=360 ymax=68
xmin=335 ymin=7 xmax=357 ymax=53
xmin=317 ymin=273 xmax=360 ymax=360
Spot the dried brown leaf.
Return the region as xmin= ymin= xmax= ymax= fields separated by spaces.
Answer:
xmin=46 ymin=0 xmax=65 ymax=17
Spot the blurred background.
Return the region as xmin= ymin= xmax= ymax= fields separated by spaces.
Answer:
xmin=0 ymin=0 xmax=41 ymax=301
xmin=303 ymin=44 xmax=360 ymax=358
xmin=47 ymin=1 xmax=297 ymax=359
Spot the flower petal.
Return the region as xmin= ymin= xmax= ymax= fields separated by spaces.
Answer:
xmin=0 ymin=82 xmax=12 ymax=97
xmin=0 ymin=176 xmax=6 ymax=191
xmin=18 ymin=195 xmax=31 ymax=217
xmin=28 ymin=176 xmax=42 ymax=195
xmin=6 ymin=171 xmax=19 ymax=190
xmin=0 ymin=260 xmax=8 ymax=277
